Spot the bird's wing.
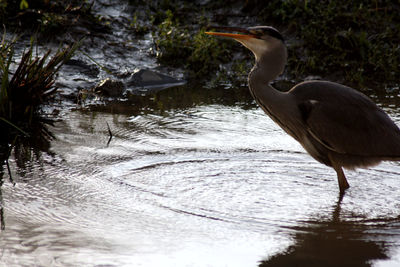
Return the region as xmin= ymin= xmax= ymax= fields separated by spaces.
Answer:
xmin=292 ymin=81 xmax=400 ymax=157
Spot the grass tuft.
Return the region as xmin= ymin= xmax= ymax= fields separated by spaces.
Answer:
xmin=0 ymin=33 xmax=79 ymax=149
xmin=152 ymin=9 xmax=234 ymax=79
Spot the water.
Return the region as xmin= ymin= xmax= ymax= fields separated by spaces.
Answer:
xmin=1 ymin=93 xmax=400 ymax=266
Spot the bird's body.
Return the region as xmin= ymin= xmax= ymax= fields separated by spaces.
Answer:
xmin=206 ymin=26 xmax=400 ymax=194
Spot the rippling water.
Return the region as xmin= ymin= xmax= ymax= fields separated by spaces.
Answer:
xmin=1 ymin=95 xmax=400 ymax=266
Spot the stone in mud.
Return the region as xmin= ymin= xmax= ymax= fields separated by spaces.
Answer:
xmin=94 ymin=78 xmax=125 ymax=97
xmin=127 ymin=69 xmax=186 ymax=94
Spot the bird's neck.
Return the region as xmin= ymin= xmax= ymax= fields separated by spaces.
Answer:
xmin=248 ymin=62 xmax=282 ymax=101
xmin=247 ymin=40 xmax=288 ymax=111
xmin=249 ymin=41 xmax=287 ymax=84
xmin=248 ymin=62 xmax=300 ymax=140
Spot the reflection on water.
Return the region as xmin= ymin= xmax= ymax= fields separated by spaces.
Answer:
xmin=260 ymin=196 xmax=400 ymax=267
xmin=1 ymin=86 xmax=400 ymax=266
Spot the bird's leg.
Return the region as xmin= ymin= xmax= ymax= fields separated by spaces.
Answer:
xmin=328 ymin=156 xmax=350 ymax=194
xmin=334 ymin=165 xmax=350 ymax=194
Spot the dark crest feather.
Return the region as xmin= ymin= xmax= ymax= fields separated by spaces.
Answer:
xmin=249 ymin=26 xmax=285 ymax=42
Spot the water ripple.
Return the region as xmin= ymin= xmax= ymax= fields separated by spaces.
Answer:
xmin=3 ymin=104 xmax=400 ymax=266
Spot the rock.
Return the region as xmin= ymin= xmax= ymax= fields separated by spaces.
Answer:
xmin=126 ymin=69 xmax=186 ymax=94
xmin=94 ymin=78 xmax=125 ymax=97
xmin=90 ymin=70 xmax=185 ymax=98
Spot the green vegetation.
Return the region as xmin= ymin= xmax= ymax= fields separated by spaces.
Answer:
xmin=0 ymin=0 xmax=99 ymax=38
xmin=126 ymin=1 xmax=241 ymax=79
xmin=256 ymin=0 xmax=399 ymax=87
xmin=0 ymin=0 xmax=95 ymax=173
xmin=152 ymin=9 xmax=234 ymax=78
xmin=0 ymin=34 xmax=78 ymax=156
xmin=131 ymin=0 xmax=399 ymax=88
xmin=1 ymin=0 xmax=398 ymax=87
xmin=130 ymin=12 xmax=150 ymax=35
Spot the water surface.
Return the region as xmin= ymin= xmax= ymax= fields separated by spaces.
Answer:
xmin=1 ymin=91 xmax=400 ymax=266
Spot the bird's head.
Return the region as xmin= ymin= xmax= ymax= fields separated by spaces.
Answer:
xmin=205 ymin=26 xmax=286 ymax=63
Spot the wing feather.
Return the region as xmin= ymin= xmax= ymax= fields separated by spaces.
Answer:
xmin=291 ymin=81 xmax=400 ymax=157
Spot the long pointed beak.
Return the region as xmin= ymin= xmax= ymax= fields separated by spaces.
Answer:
xmin=205 ymin=26 xmax=255 ymax=40
xmin=205 ymin=32 xmax=254 ymax=40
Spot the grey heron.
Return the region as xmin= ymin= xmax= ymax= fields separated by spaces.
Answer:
xmin=205 ymin=26 xmax=400 ymax=194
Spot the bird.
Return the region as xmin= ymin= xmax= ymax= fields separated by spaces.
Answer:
xmin=205 ymin=26 xmax=400 ymax=195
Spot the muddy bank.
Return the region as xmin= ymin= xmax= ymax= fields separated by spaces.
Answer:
xmin=3 ymin=1 xmax=399 ymax=99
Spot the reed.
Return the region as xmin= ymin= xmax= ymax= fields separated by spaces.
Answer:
xmin=0 ymin=34 xmax=79 ymax=140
